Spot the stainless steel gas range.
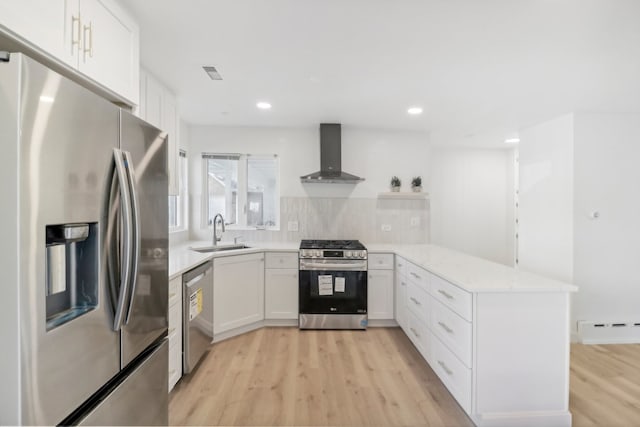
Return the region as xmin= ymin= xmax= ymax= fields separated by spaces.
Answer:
xmin=298 ymin=239 xmax=368 ymax=329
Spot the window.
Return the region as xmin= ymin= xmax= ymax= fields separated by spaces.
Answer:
xmin=169 ymin=150 xmax=188 ymax=231
xmin=203 ymin=153 xmax=279 ymax=229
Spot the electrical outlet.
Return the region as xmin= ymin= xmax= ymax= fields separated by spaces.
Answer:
xmin=381 ymin=224 xmax=392 ymax=232
xmin=410 ymin=217 xmax=420 ymax=227
xmin=287 ymin=221 xmax=299 ymax=232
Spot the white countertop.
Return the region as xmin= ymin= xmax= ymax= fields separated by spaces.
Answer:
xmin=169 ymin=240 xmax=577 ymax=293
xmin=169 ymin=240 xmax=299 ymax=279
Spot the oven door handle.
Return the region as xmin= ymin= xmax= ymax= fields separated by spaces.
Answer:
xmin=300 ymin=261 xmax=367 ymax=271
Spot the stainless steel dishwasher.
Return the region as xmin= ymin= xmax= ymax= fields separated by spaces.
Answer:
xmin=182 ymin=260 xmax=213 ymax=374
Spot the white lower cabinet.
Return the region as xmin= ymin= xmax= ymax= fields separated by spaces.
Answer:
xmin=168 ymin=275 xmax=182 ymax=391
xmin=213 ymin=253 xmax=265 ymax=335
xmin=368 ymin=253 xmax=394 ymax=320
xmin=407 ymin=308 xmax=430 ymax=362
xmin=265 ymin=252 xmax=299 ymax=320
xmin=394 ymin=269 xmax=408 ymax=330
xmin=430 ymin=329 xmax=472 ymax=413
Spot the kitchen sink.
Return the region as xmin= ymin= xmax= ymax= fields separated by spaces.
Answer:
xmin=190 ymin=244 xmax=250 ymax=253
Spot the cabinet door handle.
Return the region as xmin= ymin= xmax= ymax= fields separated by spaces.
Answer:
xmin=410 ymin=297 xmax=421 ymax=306
xmin=83 ymin=21 xmax=93 ymax=60
xmin=398 ymin=263 xmax=403 ymax=267
xmin=438 ymin=321 xmax=453 ymax=334
xmin=437 ymin=360 xmax=453 ymax=375
xmin=401 ymin=281 xmax=406 ymax=287
xmin=410 ymin=327 xmax=420 ymax=338
xmin=410 ymin=272 xmax=421 ymax=279
xmin=71 ymin=14 xmax=82 ymax=54
xmin=438 ymin=289 xmax=454 ymax=300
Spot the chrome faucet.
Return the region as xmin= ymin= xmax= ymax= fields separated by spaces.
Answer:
xmin=212 ymin=213 xmax=225 ymax=246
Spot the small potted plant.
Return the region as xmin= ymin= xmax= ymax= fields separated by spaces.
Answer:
xmin=411 ymin=176 xmax=422 ymax=192
xmin=390 ymin=176 xmax=401 ymax=192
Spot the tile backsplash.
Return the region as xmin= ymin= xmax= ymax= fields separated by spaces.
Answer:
xmin=191 ymin=196 xmax=430 ymax=244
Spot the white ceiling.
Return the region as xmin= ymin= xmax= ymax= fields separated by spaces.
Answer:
xmin=123 ymin=0 xmax=640 ymax=147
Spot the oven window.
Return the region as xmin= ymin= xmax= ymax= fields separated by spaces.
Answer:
xmin=299 ymin=270 xmax=367 ymax=314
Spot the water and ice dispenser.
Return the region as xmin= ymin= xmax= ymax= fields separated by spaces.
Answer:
xmin=45 ymin=223 xmax=99 ymax=330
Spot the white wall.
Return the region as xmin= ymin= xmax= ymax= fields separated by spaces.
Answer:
xmin=572 ymin=112 xmax=640 ymax=327
xmin=188 ymin=125 xmax=431 ymax=242
xmin=430 ymin=148 xmax=515 ymax=266
xmin=189 ymin=126 xmax=430 ymax=198
xmin=518 ymin=114 xmax=574 ymax=282
xmin=518 ymin=112 xmax=640 ymax=338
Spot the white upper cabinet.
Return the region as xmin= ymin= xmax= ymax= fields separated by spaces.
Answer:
xmin=0 ymin=0 xmax=139 ymax=105
xmin=76 ymin=0 xmax=139 ymax=106
xmin=139 ymin=69 xmax=180 ymax=195
xmin=0 ymin=0 xmax=72 ymax=64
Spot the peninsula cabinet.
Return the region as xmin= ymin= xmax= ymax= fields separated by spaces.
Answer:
xmin=0 ymin=0 xmax=140 ymax=105
xmin=395 ymin=254 xmax=573 ymax=427
xmin=213 ymin=253 xmax=265 ymax=335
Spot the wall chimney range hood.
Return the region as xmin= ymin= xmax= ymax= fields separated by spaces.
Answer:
xmin=300 ymin=123 xmax=365 ymax=184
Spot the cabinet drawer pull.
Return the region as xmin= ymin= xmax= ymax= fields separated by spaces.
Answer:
xmin=410 ymin=272 xmax=421 ymax=279
xmin=410 ymin=297 xmax=421 ymax=306
xmin=410 ymin=327 xmax=420 ymax=338
xmin=438 ymin=289 xmax=454 ymax=300
xmin=83 ymin=21 xmax=93 ymax=60
xmin=398 ymin=263 xmax=403 ymax=267
xmin=437 ymin=360 xmax=453 ymax=375
xmin=401 ymin=281 xmax=406 ymax=287
xmin=71 ymin=15 xmax=82 ymax=53
xmin=169 ymin=292 xmax=176 ymax=299
xmin=438 ymin=321 xmax=453 ymax=334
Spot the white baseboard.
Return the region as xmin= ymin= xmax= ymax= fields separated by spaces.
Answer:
xmin=212 ymin=321 xmax=264 ymax=343
xmin=368 ymin=319 xmax=399 ymax=327
xmin=264 ymin=319 xmax=298 ymax=327
xmin=474 ymin=410 xmax=571 ymax=427
xmin=211 ymin=318 xmax=397 ymax=343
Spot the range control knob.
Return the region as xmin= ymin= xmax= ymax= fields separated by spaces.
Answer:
xmin=345 ymin=251 xmax=352 ymax=258
xmin=315 ymin=250 xmax=322 ymax=257
xmin=359 ymin=251 xmax=366 ymax=258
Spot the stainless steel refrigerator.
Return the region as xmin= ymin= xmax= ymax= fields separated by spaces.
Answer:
xmin=0 ymin=53 xmax=169 ymax=425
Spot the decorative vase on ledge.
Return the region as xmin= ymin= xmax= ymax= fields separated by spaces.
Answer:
xmin=390 ymin=176 xmax=401 ymax=192
xmin=411 ymin=176 xmax=422 ymax=192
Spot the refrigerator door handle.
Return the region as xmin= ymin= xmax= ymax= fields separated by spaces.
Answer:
xmin=123 ymin=150 xmax=141 ymax=325
xmin=112 ymin=148 xmax=134 ymax=331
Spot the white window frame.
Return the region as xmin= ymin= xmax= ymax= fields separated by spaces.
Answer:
xmin=202 ymin=153 xmax=280 ymax=231
xmin=169 ymin=150 xmax=188 ymax=233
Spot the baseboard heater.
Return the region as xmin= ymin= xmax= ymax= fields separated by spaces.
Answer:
xmin=577 ymin=320 xmax=640 ymax=344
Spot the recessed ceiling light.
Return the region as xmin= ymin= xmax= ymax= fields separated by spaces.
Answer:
xmin=256 ymin=101 xmax=272 ymax=110
xmin=407 ymin=107 xmax=423 ymax=115
xmin=505 ymin=138 xmax=520 ymax=144
xmin=39 ymin=96 xmax=55 ymax=103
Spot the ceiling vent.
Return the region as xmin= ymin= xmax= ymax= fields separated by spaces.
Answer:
xmin=203 ymin=66 xmax=223 ymax=80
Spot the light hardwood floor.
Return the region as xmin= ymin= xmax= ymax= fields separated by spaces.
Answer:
xmin=170 ymin=327 xmax=474 ymax=426
xmin=170 ymin=327 xmax=640 ymax=426
xmin=570 ymin=343 xmax=640 ymax=427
